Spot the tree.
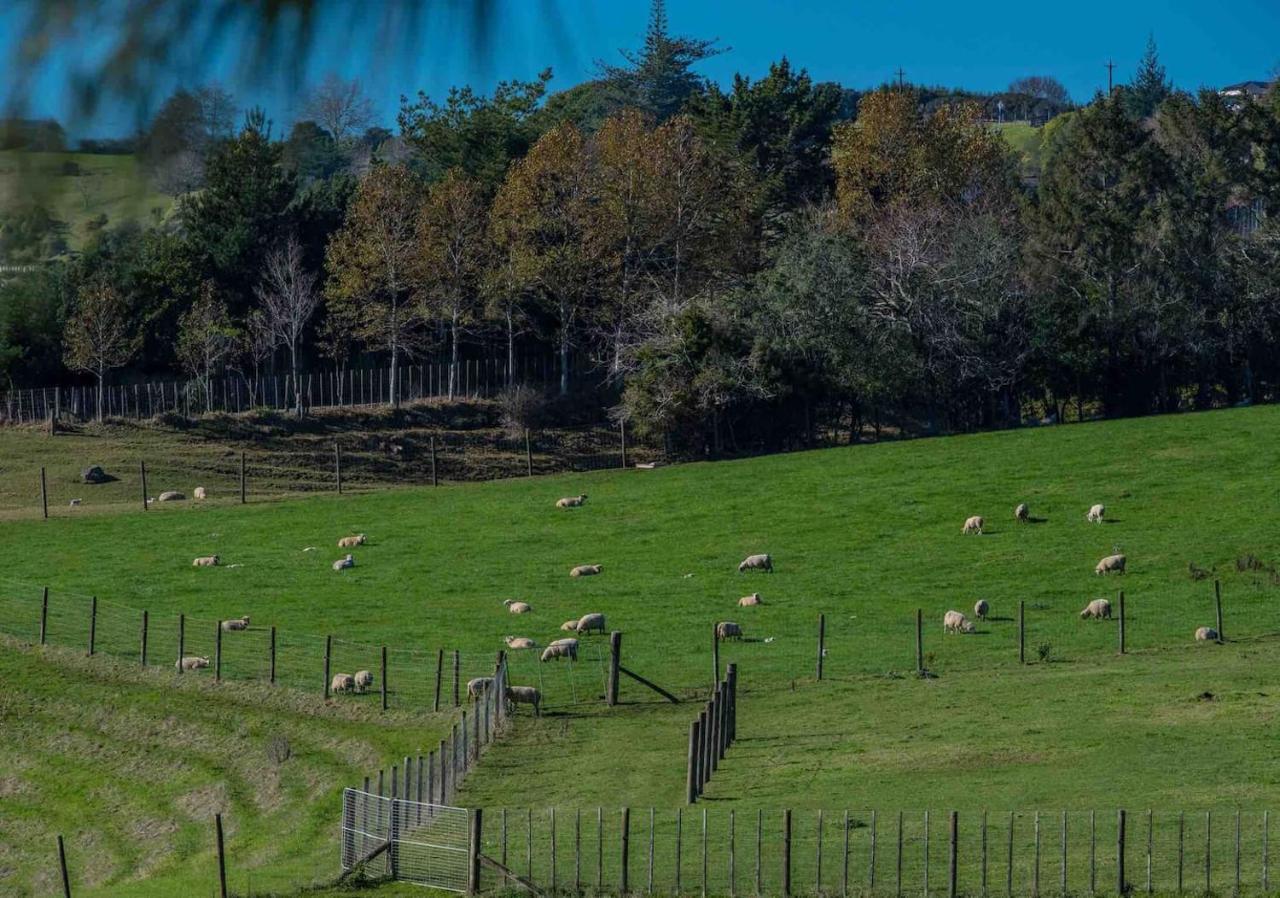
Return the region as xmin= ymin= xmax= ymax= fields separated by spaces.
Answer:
xmin=1008 ymin=76 xmax=1070 ymax=105
xmin=233 ymin=309 xmax=275 ymax=407
xmin=1124 ymin=35 xmax=1171 ymax=119
xmin=325 ymin=164 xmax=427 ymax=407
xmin=63 ymin=279 xmax=140 ymax=420
xmin=177 ymin=281 xmax=239 ymax=409
xmin=257 ymin=235 xmax=320 ymax=411
xmin=194 ymin=83 xmax=237 ymax=141
xmin=304 ymin=74 xmax=376 ymax=143
xmin=282 ymin=120 xmax=343 ymax=182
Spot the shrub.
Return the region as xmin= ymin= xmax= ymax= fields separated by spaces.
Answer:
xmin=1036 ymin=642 xmax=1054 ymax=663
xmin=497 ymin=385 xmax=548 ymax=435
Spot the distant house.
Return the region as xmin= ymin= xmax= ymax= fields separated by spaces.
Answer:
xmin=1220 ymin=80 xmax=1275 ymax=107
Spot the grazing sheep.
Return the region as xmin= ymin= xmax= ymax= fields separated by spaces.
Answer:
xmin=1095 ymin=553 xmax=1126 ymax=575
xmin=1080 ymin=598 xmax=1112 ymax=620
xmin=570 ymin=564 xmax=602 ymax=578
xmin=1014 ymin=503 xmax=1029 ymax=523
xmin=1195 ymin=626 xmax=1220 ymax=643
xmin=175 ymin=655 xmax=210 ymax=671
xmin=962 ymin=516 xmax=984 ymax=535
xmin=505 ymin=636 xmax=537 ymax=650
xmin=332 ymin=554 xmax=355 ymax=571
xmin=738 ymin=592 xmax=762 ymax=607
xmin=541 ymin=639 xmax=579 ymax=662
xmin=716 ymin=621 xmax=743 ymax=640
xmin=69 ymin=498 xmax=82 ymax=507
xmin=354 ymin=670 xmax=374 ymax=693
xmin=220 ymin=615 xmax=250 ymax=632
xmin=468 ymin=677 xmax=494 ymax=699
xmin=556 ymin=495 xmax=588 ymax=509
xmin=194 ymin=487 xmax=207 ymax=500
xmin=944 ymin=610 xmax=975 ymax=634
xmin=560 ymin=620 xmax=579 ymax=632
xmin=193 ymin=555 xmax=219 ymax=567
xmin=738 ymin=554 xmax=773 ymax=573
xmin=1087 ymin=504 xmax=1105 ymax=524
xmin=505 ymin=685 xmax=542 ymax=716
xmin=337 ymin=534 xmax=367 ymax=548
xmin=330 ymin=673 xmax=355 ymax=693
xmin=575 ymin=613 xmax=606 ymax=634
xmin=157 ymin=491 xmax=185 ymax=502
xmin=973 ymin=599 xmax=990 ymax=620
xmin=504 ymin=599 xmax=532 ymax=614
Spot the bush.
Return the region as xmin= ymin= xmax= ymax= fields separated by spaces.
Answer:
xmin=497 ymin=385 xmax=548 ymax=435
xmin=1036 ymin=641 xmax=1055 ymax=663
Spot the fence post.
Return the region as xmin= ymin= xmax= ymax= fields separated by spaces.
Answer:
xmin=727 ymin=663 xmax=738 ymax=742
xmin=215 ymin=813 xmax=228 ymax=898
xmin=693 ymin=712 xmax=705 ymax=796
xmin=1091 ymin=810 xmax=1097 ymax=895
xmin=324 ymin=635 xmax=332 ymax=698
xmin=1118 ymin=591 xmax=1126 ymax=655
xmin=1206 ymin=811 xmax=1212 ymax=895
xmin=140 ymin=610 xmax=148 ymax=665
xmin=431 ymin=436 xmax=439 ymax=486
xmin=1117 ymin=809 xmax=1127 ymax=896
xmin=622 ymin=807 xmax=631 ymax=894
xmin=435 ymin=648 xmax=444 ymax=711
xmin=40 ymin=586 xmax=48 ymax=645
xmin=871 ymin=810 xmax=878 ymax=893
xmin=981 ymin=811 xmax=987 ymax=897
xmin=949 ymin=811 xmax=959 ymax=898
xmin=1215 ymin=580 xmax=1224 ymax=641
xmin=88 ymin=596 xmax=97 ymax=656
xmin=1007 ymin=813 xmax=1015 ymax=898
xmin=335 ymin=442 xmax=342 ymax=494
xmin=468 ymin=809 xmax=483 ymax=895
xmin=1019 ymin=600 xmax=1026 ymax=664
xmin=381 ymin=645 xmax=388 ymax=711
xmin=215 ymin=620 xmax=222 ymax=682
xmin=712 ymin=624 xmax=720 ymax=687
xmin=916 ymin=609 xmax=924 ymax=674
xmin=40 ymin=467 xmax=48 ymax=520
xmin=608 ymin=631 xmax=622 ymax=706
xmin=178 ymin=613 xmax=185 ymax=671
xmin=140 ymin=460 xmax=148 ymax=511
xmin=453 ymin=650 xmax=461 ymax=706
xmin=525 ymin=428 xmax=533 ymax=477
xmin=899 ymin=811 xmax=906 ymax=898
xmin=817 ymin=613 xmax=826 ymax=681
xmin=57 ymin=834 xmax=72 ymax=898
xmin=783 ymin=809 xmax=792 ymax=897
xmin=1234 ymin=810 xmax=1241 ymax=898
xmin=1178 ymin=812 xmax=1184 ymax=894
xmin=269 ymin=626 xmax=276 ymax=684
xmin=240 ymin=451 xmax=246 ymax=504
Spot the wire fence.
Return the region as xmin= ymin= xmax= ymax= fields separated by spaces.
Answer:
xmin=342 ymin=790 xmax=473 ymax=891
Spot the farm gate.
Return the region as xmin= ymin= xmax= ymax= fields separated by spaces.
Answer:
xmin=341 ymin=788 xmax=472 ymax=891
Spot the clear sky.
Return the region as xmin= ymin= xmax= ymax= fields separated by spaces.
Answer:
xmin=5 ymin=0 xmax=1279 ymax=139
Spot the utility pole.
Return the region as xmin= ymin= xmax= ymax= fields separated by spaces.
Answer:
xmin=1106 ymin=59 xmax=1116 ymax=95
xmin=896 ymin=67 xmax=907 ymax=90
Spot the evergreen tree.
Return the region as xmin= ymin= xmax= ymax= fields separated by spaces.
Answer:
xmin=1124 ymin=35 xmax=1171 ymax=119
xmin=599 ymin=0 xmax=724 ymax=120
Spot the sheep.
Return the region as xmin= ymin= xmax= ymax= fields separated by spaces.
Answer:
xmin=175 ymin=655 xmax=210 ymax=671
xmin=157 ymin=490 xmax=185 ymax=502
xmin=944 ymin=610 xmax=975 ymax=633
xmin=738 ymin=554 xmax=773 ymax=573
xmin=541 ymin=638 xmax=579 ymax=662
xmin=716 ymin=621 xmax=743 ymax=640
xmin=193 ymin=555 xmax=220 ymax=567
xmin=505 ymin=685 xmax=542 ymax=716
xmin=468 ymin=676 xmax=494 ymax=699
xmin=220 ymin=615 xmax=250 ymax=632
xmin=337 ymin=534 xmax=367 ymax=548
xmin=332 ymin=554 xmax=355 ymax=571
xmin=560 ymin=620 xmax=579 ymax=632
xmin=69 ymin=498 xmax=82 ymax=507
xmin=505 ymin=636 xmax=537 ymax=650
xmin=354 ymin=670 xmax=374 ymax=693
xmin=570 ymin=564 xmax=602 ymax=578
xmin=1095 ymin=553 xmax=1126 ymax=575
xmin=556 ymin=495 xmax=588 ymax=509
xmin=575 ymin=612 xmax=606 ymax=635
xmin=1087 ymin=504 xmax=1105 ymax=523
xmin=1195 ymin=626 xmax=1220 ymax=643
xmin=973 ymin=599 xmax=990 ymax=620
xmin=738 ymin=592 xmax=762 ymax=607
xmin=962 ymin=515 xmax=984 ymax=535
xmin=504 ymin=599 xmax=532 ymax=614
xmin=1079 ymin=598 xmax=1112 ymax=620
xmin=1014 ymin=503 xmax=1029 ymax=523
xmin=330 ymin=673 xmax=355 ymax=693
xmin=194 ymin=487 xmax=207 ymax=500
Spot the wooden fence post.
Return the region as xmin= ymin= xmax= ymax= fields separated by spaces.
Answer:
xmin=817 ymin=613 xmax=826 ymax=680
xmin=622 ymin=807 xmax=631 ymax=894
xmin=240 ymin=451 xmax=246 ymax=504
xmin=783 ymin=809 xmax=792 ymax=897
xmin=727 ymin=663 xmax=738 ymax=743
xmin=453 ymin=650 xmax=461 ymax=706
xmin=950 ymin=811 xmax=959 ymax=898
xmin=431 ymin=436 xmax=439 ymax=486
xmin=1215 ymin=580 xmax=1224 ymax=641
xmin=712 ymin=624 xmax=720 ymax=686
xmin=216 ymin=813 xmax=228 ymax=898
xmin=269 ymin=626 xmax=276 ymax=684
xmin=324 ymin=635 xmax=332 ymax=698
xmin=1117 ymin=809 xmax=1127 ymax=896
xmin=57 ymin=833 xmax=72 ymax=898
xmin=140 ymin=610 xmax=148 ymax=665
xmin=214 ymin=620 xmax=222 ymax=682
xmin=1206 ymin=811 xmax=1212 ymax=895
xmin=88 ymin=596 xmax=97 ymax=656
xmin=468 ymin=809 xmax=483 ymax=895
xmin=916 ymin=609 xmax=924 ymax=674
xmin=177 ymin=613 xmax=185 ymax=672
xmin=140 ymin=460 xmax=148 ymax=511
xmin=688 ymin=718 xmax=699 ymax=803
xmin=40 ymin=586 xmax=48 ymax=645
xmin=1019 ymin=600 xmax=1026 ymax=664
xmin=525 ymin=428 xmax=533 ymax=477
xmin=381 ymin=645 xmax=388 ymax=711
xmin=335 ymin=442 xmax=342 ymax=494
xmin=434 ymin=648 xmax=444 ymax=711
xmin=1118 ymin=591 xmax=1126 ymax=655
xmin=40 ymin=467 xmax=48 ymax=520
xmin=1007 ymin=813 xmax=1015 ymax=898
xmin=608 ymin=631 xmax=622 ymax=706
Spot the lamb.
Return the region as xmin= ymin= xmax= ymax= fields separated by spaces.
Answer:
xmin=504 ymin=636 xmax=538 ymax=650
xmin=354 ymin=670 xmax=374 ymax=693
xmin=468 ymin=676 xmax=494 ymax=699
xmin=556 ymin=495 xmax=588 ymax=509
xmin=330 ymin=673 xmax=355 ymax=693
xmin=575 ymin=612 xmax=606 ymax=634
xmin=570 ymin=564 xmax=602 ymax=578
xmin=505 ymin=685 xmax=542 ymax=716
xmin=1086 ymin=504 xmax=1105 ymax=524
xmin=157 ymin=490 xmax=184 ymax=502
xmin=944 ymin=610 xmax=975 ymax=633
xmin=973 ymin=599 xmax=990 ymax=620
xmin=332 ymin=554 xmax=355 ymax=572
xmin=337 ymin=534 xmax=367 ymax=548
xmin=194 ymin=487 xmax=207 ymax=500
xmin=1014 ymin=503 xmax=1029 ymax=523
xmin=560 ymin=620 xmax=579 ymax=632
xmin=193 ymin=555 xmax=220 ymax=567
xmin=504 ymin=599 xmax=532 ymax=614
xmin=1079 ymin=598 xmax=1112 ymax=620
xmin=716 ymin=621 xmax=743 ymax=640
xmin=738 ymin=592 xmax=762 ymax=607
xmin=738 ymin=554 xmax=773 ymax=573
xmin=220 ymin=615 xmax=250 ymax=631
xmin=175 ymin=655 xmax=210 ymax=671
xmin=540 ymin=638 xmax=579 ymax=662
xmin=962 ymin=516 xmax=984 ymax=535
xmin=1195 ymin=626 xmax=1220 ymax=643
xmin=1095 ymin=554 xmax=1126 ymax=575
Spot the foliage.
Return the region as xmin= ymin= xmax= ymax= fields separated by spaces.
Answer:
xmin=175 ymin=280 xmax=238 ymax=404
xmin=62 ymin=278 xmax=140 ymax=417
xmin=1124 ymin=35 xmax=1172 ymax=119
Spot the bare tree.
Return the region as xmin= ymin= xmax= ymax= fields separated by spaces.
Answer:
xmin=1008 ymin=75 xmax=1070 ymax=105
xmin=233 ymin=309 xmax=276 ymax=407
xmin=177 ymin=281 xmax=239 ymax=410
xmin=304 ymin=73 xmax=376 ymax=143
xmin=257 ymin=235 xmax=320 ymax=412
xmin=194 ymin=83 xmax=237 ymax=141
xmin=63 ymin=280 xmax=140 ymax=421
xmin=154 ymin=148 xmax=205 ymax=196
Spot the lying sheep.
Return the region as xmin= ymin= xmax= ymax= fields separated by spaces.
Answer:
xmin=332 ymin=554 xmax=355 ymax=572
xmin=1086 ymin=503 xmax=1105 ymax=523
xmin=175 ymin=655 xmax=210 ymax=671
xmin=354 ymin=670 xmax=374 ymax=693
xmin=570 ymin=564 xmax=602 ymax=578
xmin=1195 ymin=626 xmax=1220 ymax=643
xmin=505 ymin=636 xmax=537 ymax=650
xmin=1014 ymin=503 xmax=1029 ymax=523
xmin=1080 ymin=598 xmax=1112 ymax=620
xmin=157 ymin=491 xmax=185 ymax=502
xmin=738 ymin=592 xmax=762 ymax=607
xmin=541 ymin=638 xmax=579 ymax=662
xmin=468 ymin=676 xmax=494 ymax=699
xmin=560 ymin=620 xmax=579 ymax=632
xmin=738 ymin=554 xmax=773 ymax=573
xmin=944 ymin=610 xmax=975 ymax=633
xmin=220 ymin=615 xmax=250 ymax=631
xmin=194 ymin=487 xmax=207 ymax=500
xmin=576 ymin=612 xmax=606 ymax=634
xmin=1095 ymin=554 xmax=1126 ymax=575
xmin=716 ymin=621 xmax=743 ymax=640
xmin=337 ymin=534 xmax=367 ymax=548
xmin=973 ymin=599 xmax=989 ymax=620
xmin=962 ymin=516 xmax=984 ymax=535
xmin=505 ymin=685 xmax=541 ymax=716
xmin=193 ymin=555 xmax=219 ymax=567
xmin=556 ymin=495 xmax=588 ymax=509
xmin=330 ymin=673 xmax=355 ymax=693
xmin=504 ymin=599 xmax=532 ymax=614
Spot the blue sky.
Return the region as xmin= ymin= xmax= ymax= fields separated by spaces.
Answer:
xmin=4 ymin=0 xmax=1279 ymax=139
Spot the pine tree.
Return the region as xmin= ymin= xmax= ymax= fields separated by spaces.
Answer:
xmin=1124 ymin=35 xmax=1171 ymax=119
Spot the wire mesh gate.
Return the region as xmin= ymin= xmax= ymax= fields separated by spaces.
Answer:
xmin=341 ymin=789 xmax=471 ymax=891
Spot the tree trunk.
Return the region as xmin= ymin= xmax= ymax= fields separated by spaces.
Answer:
xmin=291 ymin=341 xmax=303 ymax=417
xmin=559 ymin=327 xmax=570 ymax=397
xmin=96 ymin=371 xmax=105 ymax=423
xmin=506 ymin=313 xmax=516 ymax=388
xmin=449 ymin=315 xmax=460 ymax=401
xmin=390 ymin=342 xmax=400 ymax=408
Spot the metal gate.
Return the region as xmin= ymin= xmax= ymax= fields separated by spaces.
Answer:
xmin=342 ymin=788 xmax=471 ymax=891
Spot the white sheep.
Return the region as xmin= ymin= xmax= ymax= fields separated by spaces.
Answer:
xmin=716 ymin=621 xmax=743 ymax=640
xmin=944 ymin=610 xmax=975 ymax=633
xmin=175 ymin=655 xmax=210 ymax=671
xmin=220 ymin=615 xmax=250 ymax=631
xmin=738 ymin=593 xmax=762 ymax=607
xmin=504 ymin=599 xmax=532 ymax=614
xmin=541 ymin=639 xmax=579 ymax=662
xmin=1014 ymin=503 xmax=1029 ymax=522
xmin=575 ymin=613 xmax=606 ymax=634
xmin=193 ymin=555 xmax=219 ymax=567
xmin=1080 ymin=598 xmax=1112 ymax=620
xmin=556 ymin=495 xmax=588 ymax=509
xmin=973 ymin=599 xmax=989 ymax=620
xmin=570 ymin=564 xmax=602 ymax=578
xmin=1194 ymin=626 xmax=1220 ymax=643
xmin=194 ymin=487 xmax=207 ymax=500
xmin=1095 ymin=553 xmax=1126 ymax=575
xmin=962 ymin=515 xmax=984 ymax=535
xmin=1086 ymin=503 xmax=1105 ymax=523
xmin=354 ymin=670 xmax=374 ymax=693
xmin=332 ymin=554 xmax=355 ymax=572
xmin=69 ymin=498 xmax=81 ymax=507
xmin=504 ymin=636 xmax=537 ymax=650
xmin=468 ymin=676 xmax=494 ymax=699
xmin=738 ymin=554 xmax=773 ymax=573
xmin=157 ymin=490 xmax=185 ymax=502
xmin=337 ymin=534 xmax=367 ymax=548
xmin=560 ymin=620 xmax=579 ymax=632
xmin=505 ymin=685 xmax=542 ymax=716
xmin=330 ymin=673 xmax=355 ymax=693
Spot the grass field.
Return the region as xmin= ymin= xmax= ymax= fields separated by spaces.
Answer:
xmin=3 ymin=404 xmax=1280 ymax=895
